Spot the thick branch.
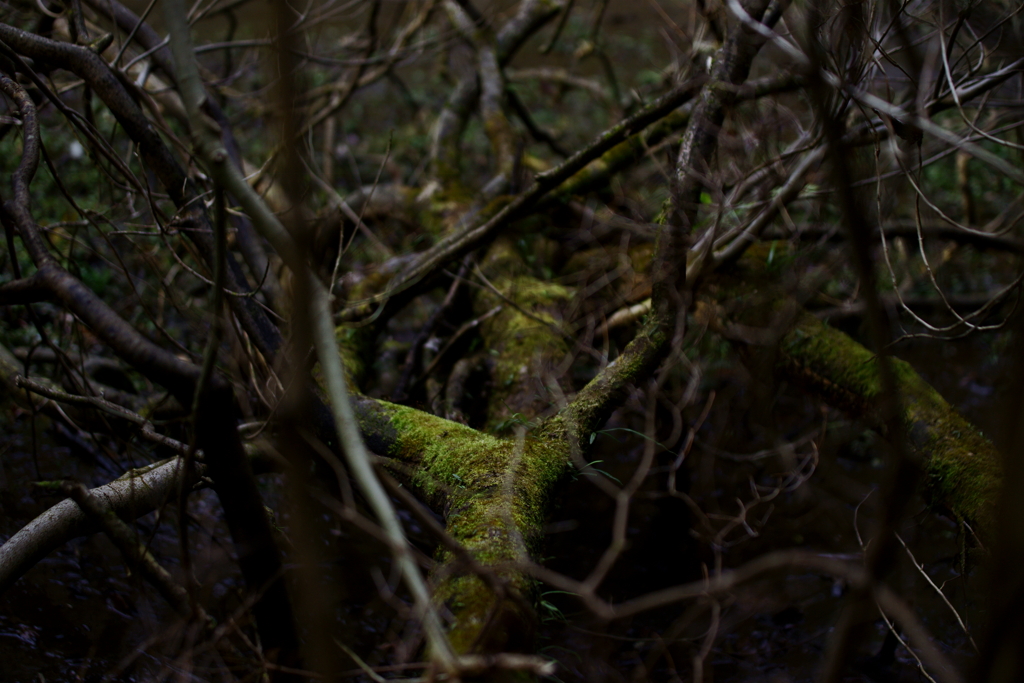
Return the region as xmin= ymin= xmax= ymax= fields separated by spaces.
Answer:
xmin=64 ymin=482 xmax=195 ymax=618
xmin=698 ymin=256 xmax=1001 ymax=544
xmin=350 ymin=394 xmax=571 ymax=654
xmin=0 ymin=458 xmax=190 ymax=596
xmin=651 ymin=0 xmax=776 ymax=308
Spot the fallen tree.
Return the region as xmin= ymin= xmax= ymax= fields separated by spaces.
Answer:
xmin=0 ymin=0 xmax=1021 ymax=680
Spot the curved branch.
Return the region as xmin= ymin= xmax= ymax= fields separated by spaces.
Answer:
xmin=1 ymin=57 xmax=296 ymax=665
xmin=444 ymin=0 xmax=517 ymax=180
xmin=82 ymin=0 xmax=287 ymax=311
xmin=651 ymin=0 xmax=777 ymax=309
xmin=0 ymin=458 xmax=190 ymax=596
xmin=0 ymin=72 xmax=202 ymax=398
xmin=0 ymin=22 xmax=284 ymax=361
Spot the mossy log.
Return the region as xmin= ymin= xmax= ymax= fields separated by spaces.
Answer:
xmin=370 ymin=235 xmax=575 ymax=655
xmin=475 ymin=237 xmax=573 ymax=431
xmin=352 ymin=395 xmax=572 ymax=653
xmin=338 ymin=233 xmax=656 ymax=657
xmin=697 ymin=253 xmax=1002 ymax=545
xmin=778 ymin=310 xmax=1001 ymax=542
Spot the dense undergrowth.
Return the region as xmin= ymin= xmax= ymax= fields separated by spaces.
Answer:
xmin=1 ymin=0 xmax=1023 ymax=681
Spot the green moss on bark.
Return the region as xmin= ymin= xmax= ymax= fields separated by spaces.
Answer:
xmin=704 ymin=250 xmax=1002 ymax=543
xmin=476 ymin=238 xmax=573 ymax=430
xmin=779 ymin=312 xmax=1001 ymax=541
xmin=355 ymin=397 xmax=572 ymax=652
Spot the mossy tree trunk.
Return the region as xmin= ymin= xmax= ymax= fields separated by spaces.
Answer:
xmin=697 ymin=251 xmax=1002 ymax=545
xmin=1 ymin=0 xmax=1017 ymax=679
